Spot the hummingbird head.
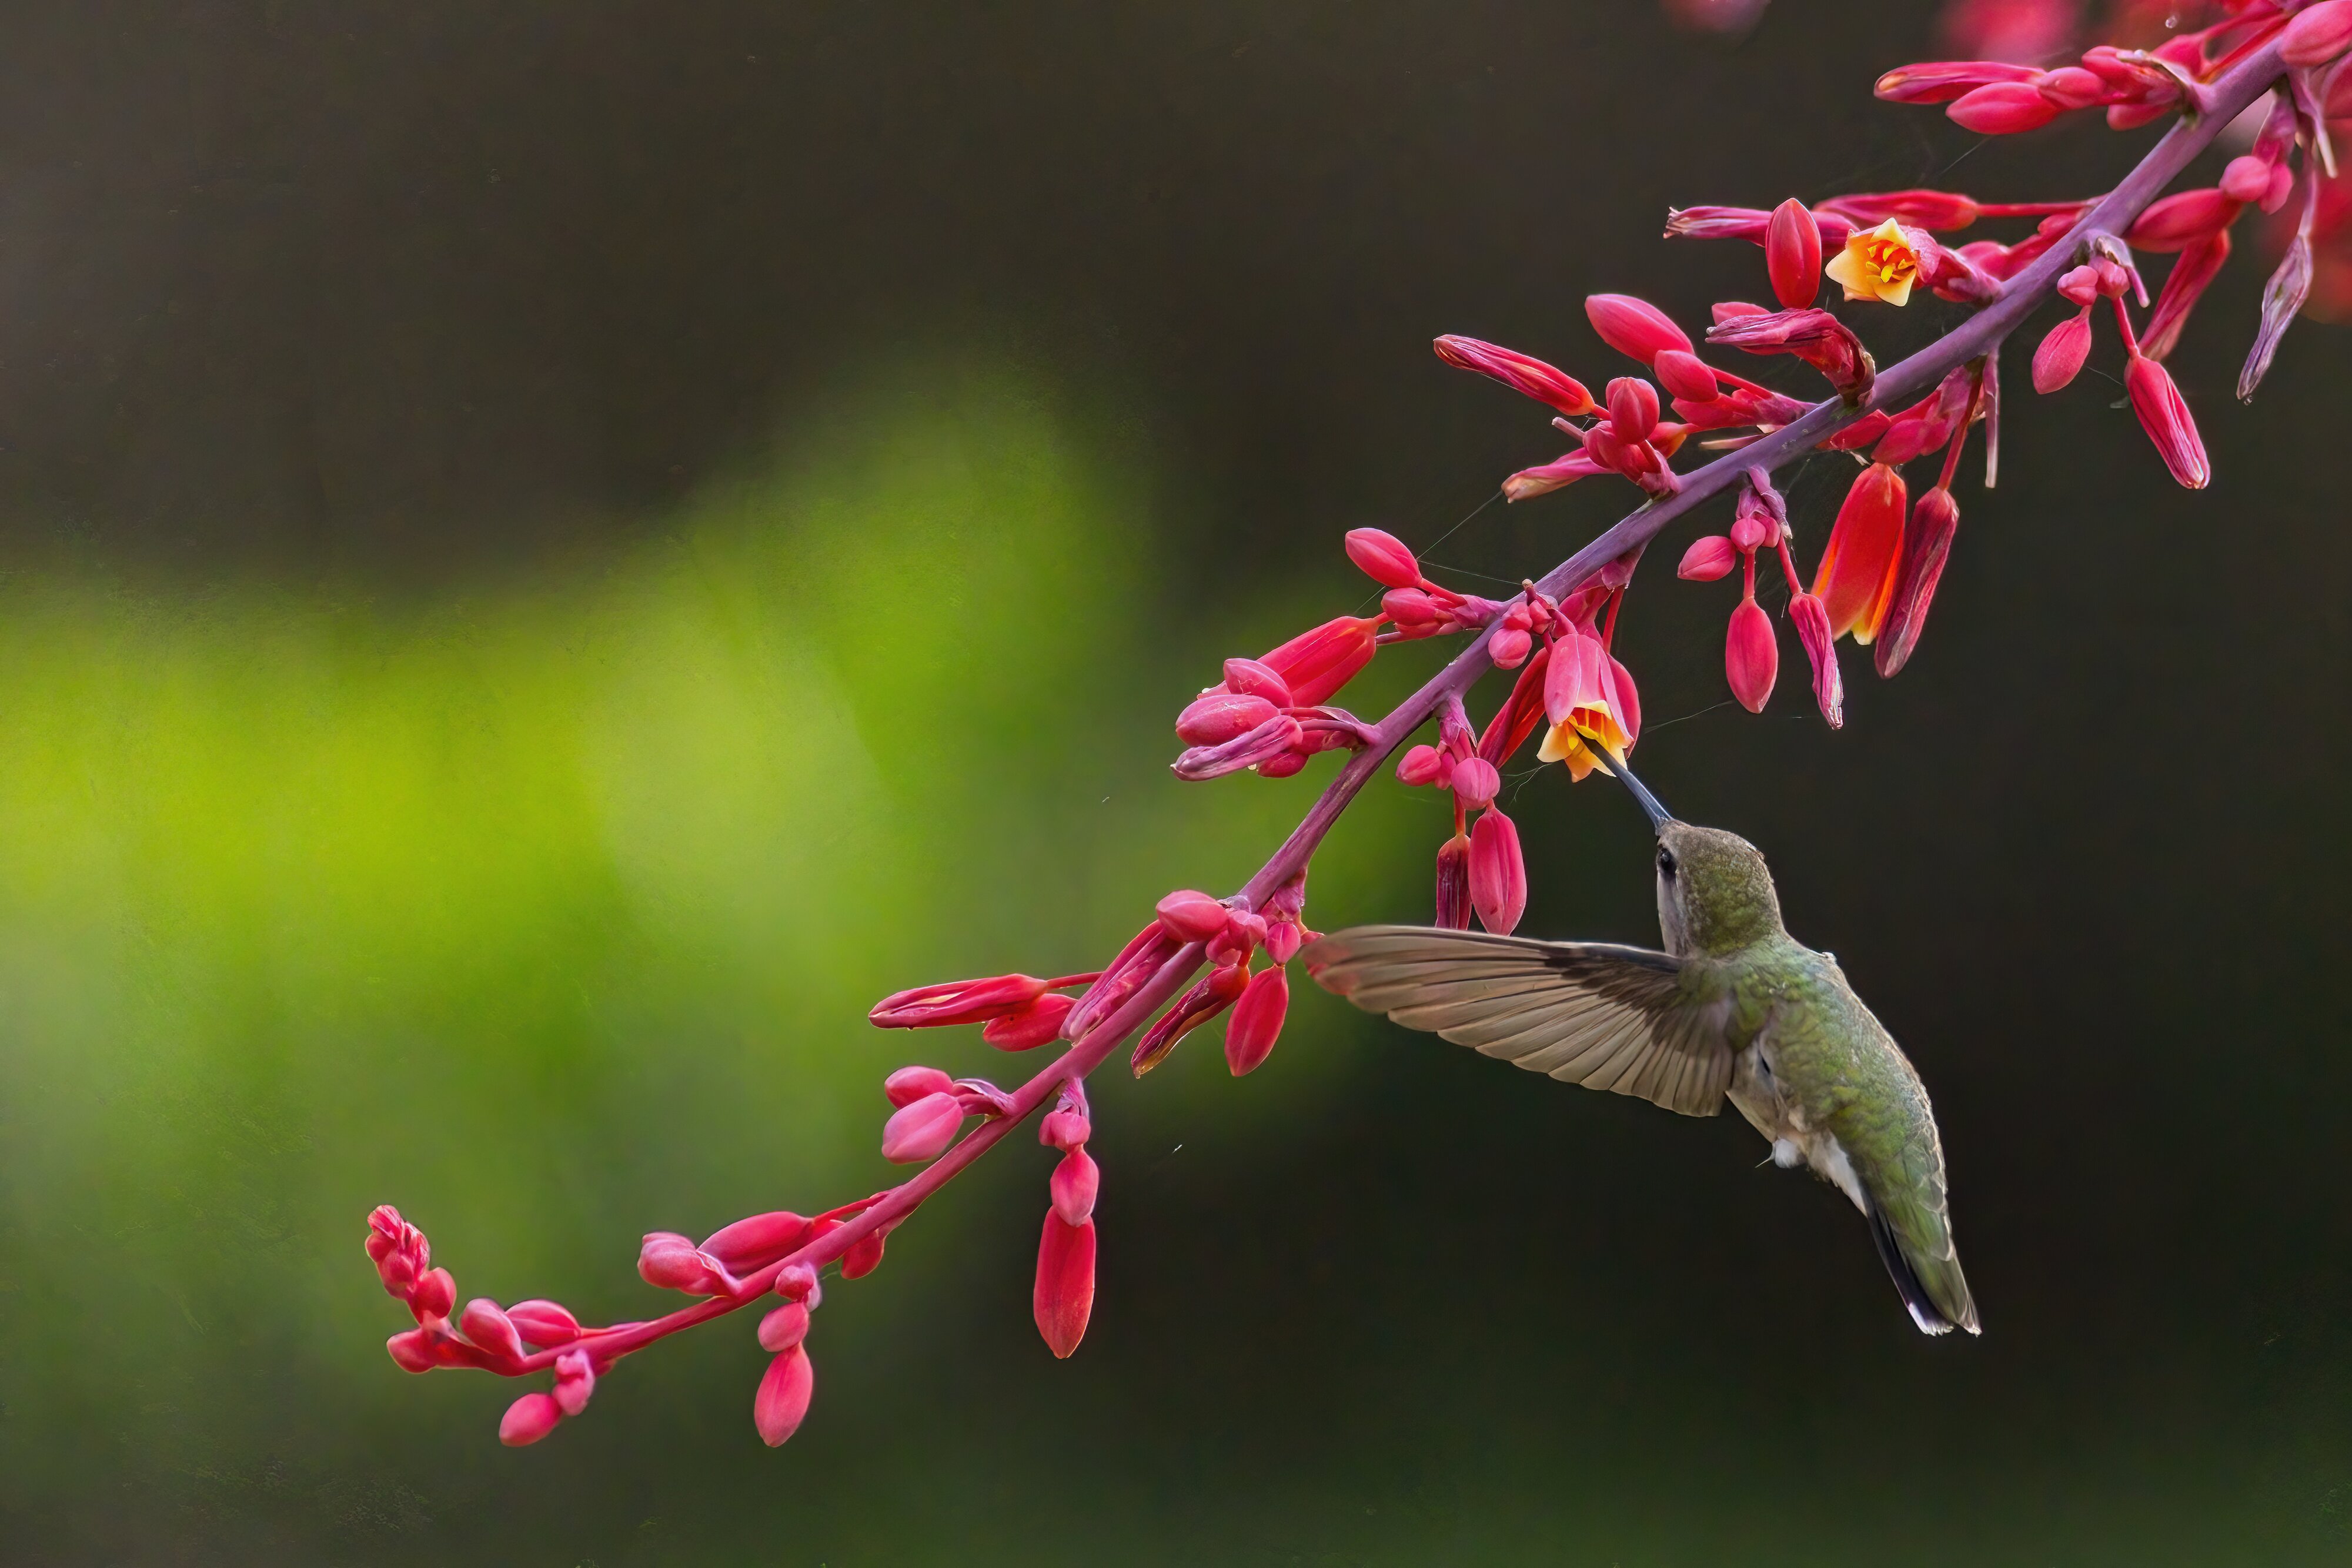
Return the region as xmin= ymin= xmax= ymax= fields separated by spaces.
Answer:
xmin=1602 ymin=749 xmax=1783 ymax=956
xmin=1654 ymin=820 xmax=1783 ymax=956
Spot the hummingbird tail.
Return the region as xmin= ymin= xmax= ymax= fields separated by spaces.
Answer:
xmin=1864 ymin=1198 xmax=1980 ymax=1336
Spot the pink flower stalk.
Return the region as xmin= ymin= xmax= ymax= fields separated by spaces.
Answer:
xmin=1433 ymin=334 xmax=1597 ymax=416
xmin=1033 ymin=1213 xmax=1097 ymax=1359
xmin=1225 ymin=964 xmax=1289 ymax=1075
xmin=1813 ymin=463 xmax=1909 ymax=643
xmin=1131 ymin=959 xmax=1250 ymax=1075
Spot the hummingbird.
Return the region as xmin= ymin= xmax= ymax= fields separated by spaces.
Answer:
xmin=1299 ymin=754 xmax=1979 ymax=1336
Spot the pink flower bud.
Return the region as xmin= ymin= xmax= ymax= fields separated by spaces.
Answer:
xmin=1175 ymin=691 xmax=1280 ymax=747
xmin=2125 ymin=189 xmax=2241 ymax=254
xmin=1218 ymin=656 xmax=1294 ymax=706
xmin=1488 ymin=626 xmax=1532 ymax=668
xmin=1434 ymin=833 xmax=1472 ymax=930
xmin=1706 ymin=307 xmax=1874 ymax=403
xmin=1585 ymin=294 xmax=1692 ymax=365
xmin=1469 ymin=808 xmax=1528 ymax=936
xmin=1725 ymin=600 xmax=1778 ymax=713
xmin=775 ymin=1261 xmax=820 ymax=1302
xmin=2124 ymin=352 xmax=2209 ymax=489
xmin=1172 ymin=714 xmax=1306 ymax=780
xmin=754 ymin=1346 xmax=816 ymax=1446
xmin=1813 ymin=463 xmax=1907 ymax=642
xmin=1344 ymin=528 xmax=1421 ymax=589
xmin=1874 ymin=486 xmax=1960 ymax=678
xmin=840 ymin=1229 xmax=887 ymax=1279
xmin=1947 ymin=81 xmax=2063 ymax=135
xmin=981 ymin=992 xmax=1076 ymax=1050
xmin=1873 ymin=59 xmax=2042 ymax=105
xmin=2057 ymin=265 xmax=2100 ymax=306
xmin=1224 ymin=964 xmax=1288 ymax=1076
xmin=460 ymin=1298 xmax=524 ymax=1361
xmin=1766 ymin=197 xmax=1823 ymax=310
xmin=1729 ymin=511 xmax=1768 ymax=555
xmin=2220 ymin=155 xmax=2273 ymax=205
xmin=881 ymin=1091 xmax=964 ymax=1164
xmin=1381 ymin=588 xmax=1444 ymax=633
xmin=883 ymin=1066 xmax=955 ymax=1108
xmin=506 ymin=1299 xmax=582 ymax=1348
xmin=1131 ymin=961 xmax=1250 ymax=1075
xmin=1652 ymin=349 xmax=1719 ymax=403
xmin=869 ymin=973 xmax=1050 ymax=1029
xmin=1051 ymin=1147 xmax=1101 ymax=1226
xmin=553 ymin=1348 xmax=596 ymax=1416
xmin=386 ymin=1327 xmax=439 ymax=1373
xmin=410 ymin=1267 xmax=456 ymax=1322
xmin=1448 ymin=756 xmax=1501 ymax=808
xmin=1677 ymin=535 xmax=1738 ymax=581
xmin=1396 ymin=744 xmax=1449 ymax=787
xmin=1605 ymin=377 xmax=1661 ymax=441
xmin=1259 ymin=616 xmax=1381 ymax=707
xmin=1155 ymin=889 xmax=1230 ymax=944
xmin=2036 ymin=66 xmax=2109 ymax=111
xmin=1040 ymin=1107 xmax=1093 ymax=1152
xmin=2032 ymin=308 xmax=2093 ymax=393
xmin=1264 ymin=918 xmax=1304 ymax=966
xmin=639 ymin=1233 xmax=729 ymax=1295
xmin=1433 ymin=334 xmax=1596 ymax=415
xmin=500 ymin=1392 xmax=563 ymax=1447
xmin=1787 ymin=592 xmax=1843 ymax=729
xmin=757 ymin=1302 xmax=811 ymax=1353
xmin=2282 ymin=0 xmax=2352 ymax=67
xmin=1033 ymin=1213 xmax=1097 ymax=1359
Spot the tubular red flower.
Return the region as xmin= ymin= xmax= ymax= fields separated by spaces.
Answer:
xmin=1434 ymin=833 xmax=1472 ymax=930
xmin=1813 ymin=463 xmax=1907 ymax=643
xmin=1503 ymin=449 xmax=1603 ymax=502
xmin=1033 ymin=1214 xmax=1097 ymax=1359
xmin=1766 ymin=197 xmax=1823 ymax=309
xmin=1434 ymin=334 xmax=1596 ymax=416
xmin=1875 ymin=486 xmax=1961 ymax=678
xmin=881 ymin=1092 xmax=965 ymax=1164
xmin=870 ymin=974 xmax=1050 ymax=1029
xmin=2124 ymin=352 xmax=2210 ymax=489
xmin=1469 ymin=808 xmax=1528 ymax=936
xmin=1874 ymin=59 xmax=2043 ymax=105
xmin=754 ymin=1346 xmax=816 ymax=1446
xmin=500 ymin=1392 xmax=563 ymax=1447
xmin=1947 ymin=81 xmax=2064 ymax=135
xmin=2282 ymin=1 xmax=2352 ymax=68
xmin=1259 ymin=616 xmax=1382 ymax=707
xmin=1788 ymin=592 xmax=1843 ymax=729
xmin=2126 ymin=189 xmax=2244 ymax=253
xmin=1725 ymin=600 xmax=1778 ymax=713
xmin=1705 ymin=307 xmax=1875 ymax=402
xmin=1131 ymin=961 xmax=1250 ymax=1075
xmin=1225 ymin=963 xmax=1288 ymax=1076
xmin=2032 ymin=307 xmax=2094 ymax=393
xmin=1345 ymin=528 xmax=1422 ymax=589
xmin=2141 ymin=229 xmax=2230 ymax=362
xmin=1586 ymin=294 xmax=1693 ymax=364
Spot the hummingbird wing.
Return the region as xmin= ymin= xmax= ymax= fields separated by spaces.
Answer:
xmin=1300 ymin=925 xmax=1732 ymax=1116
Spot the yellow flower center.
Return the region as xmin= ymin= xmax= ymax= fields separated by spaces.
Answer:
xmin=1825 ymin=218 xmax=1922 ymax=307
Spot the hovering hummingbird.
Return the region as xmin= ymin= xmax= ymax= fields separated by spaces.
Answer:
xmin=1300 ymin=755 xmax=1979 ymax=1336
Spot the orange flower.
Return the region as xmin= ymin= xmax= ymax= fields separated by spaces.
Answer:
xmin=1812 ymin=462 xmax=1908 ymax=642
xmin=1825 ymin=218 xmax=1922 ymax=306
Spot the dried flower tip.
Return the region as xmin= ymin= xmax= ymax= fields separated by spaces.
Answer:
xmin=881 ymin=1091 xmax=966 ymax=1164
xmin=2240 ymin=232 xmax=2313 ymax=403
xmin=1033 ymin=1214 xmax=1097 ymax=1359
xmin=1434 ymin=334 xmax=1596 ymax=416
xmin=982 ymin=992 xmax=1077 ymax=1050
xmin=1586 ymin=294 xmax=1693 ymax=365
xmin=506 ymin=1299 xmax=582 ymax=1348
xmin=1225 ymin=964 xmax=1289 ymax=1076
xmin=1705 ymin=307 xmax=1875 ymax=402
xmin=1050 ymin=1147 xmax=1101 ymax=1226
xmin=500 ymin=1392 xmax=564 ymax=1447
xmin=1678 ymin=535 xmax=1739 ymax=581
xmin=1874 ymin=486 xmax=1960 ymax=678
xmin=754 ymin=1346 xmax=816 ymax=1447
xmin=1766 ymin=198 xmax=1823 ymax=310
xmin=1787 ymin=592 xmax=1843 ymax=729
xmin=1434 ymin=833 xmax=1472 ymax=930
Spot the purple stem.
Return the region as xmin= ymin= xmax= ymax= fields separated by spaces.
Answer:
xmin=500 ymin=35 xmax=2290 ymax=1375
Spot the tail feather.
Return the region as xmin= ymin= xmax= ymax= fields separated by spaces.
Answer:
xmin=1865 ymin=1198 xmax=1980 ymax=1337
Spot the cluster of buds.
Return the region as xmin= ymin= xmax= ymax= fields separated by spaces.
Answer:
xmin=1129 ymin=874 xmax=1308 ymax=1076
xmin=1678 ymin=471 xmax=1844 ymax=722
xmin=1171 ymin=633 xmax=1388 ymax=782
xmin=1033 ymin=1082 xmax=1097 ymax=1358
xmin=1438 ymin=322 xmax=1693 ymax=501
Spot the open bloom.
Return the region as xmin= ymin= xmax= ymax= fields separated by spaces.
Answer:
xmin=1536 ymin=627 xmax=1638 ymax=780
xmin=1826 ymin=218 xmax=1922 ymax=306
xmin=1813 ymin=462 xmax=1908 ymax=642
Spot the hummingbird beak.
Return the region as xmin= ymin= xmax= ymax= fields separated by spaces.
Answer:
xmin=1604 ymin=748 xmax=1674 ymax=830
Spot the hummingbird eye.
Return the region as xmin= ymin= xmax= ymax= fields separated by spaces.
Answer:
xmin=1656 ymin=845 xmax=1677 ymax=878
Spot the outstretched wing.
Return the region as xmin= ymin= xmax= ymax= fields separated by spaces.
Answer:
xmin=1301 ymin=925 xmax=1732 ymax=1117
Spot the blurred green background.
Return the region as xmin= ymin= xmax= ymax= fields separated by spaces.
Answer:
xmin=1 ymin=2 xmax=2347 ymax=1563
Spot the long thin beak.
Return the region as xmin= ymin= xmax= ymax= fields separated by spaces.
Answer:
xmin=1605 ymin=748 xmax=1673 ymax=829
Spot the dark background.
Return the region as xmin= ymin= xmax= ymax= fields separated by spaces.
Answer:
xmin=1 ymin=2 xmax=2347 ymax=1563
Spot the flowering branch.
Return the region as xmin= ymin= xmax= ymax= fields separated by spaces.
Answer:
xmin=367 ymin=15 xmax=2329 ymax=1450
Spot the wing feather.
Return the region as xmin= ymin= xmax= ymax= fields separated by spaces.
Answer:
xmin=1301 ymin=925 xmax=1732 ymax=1117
